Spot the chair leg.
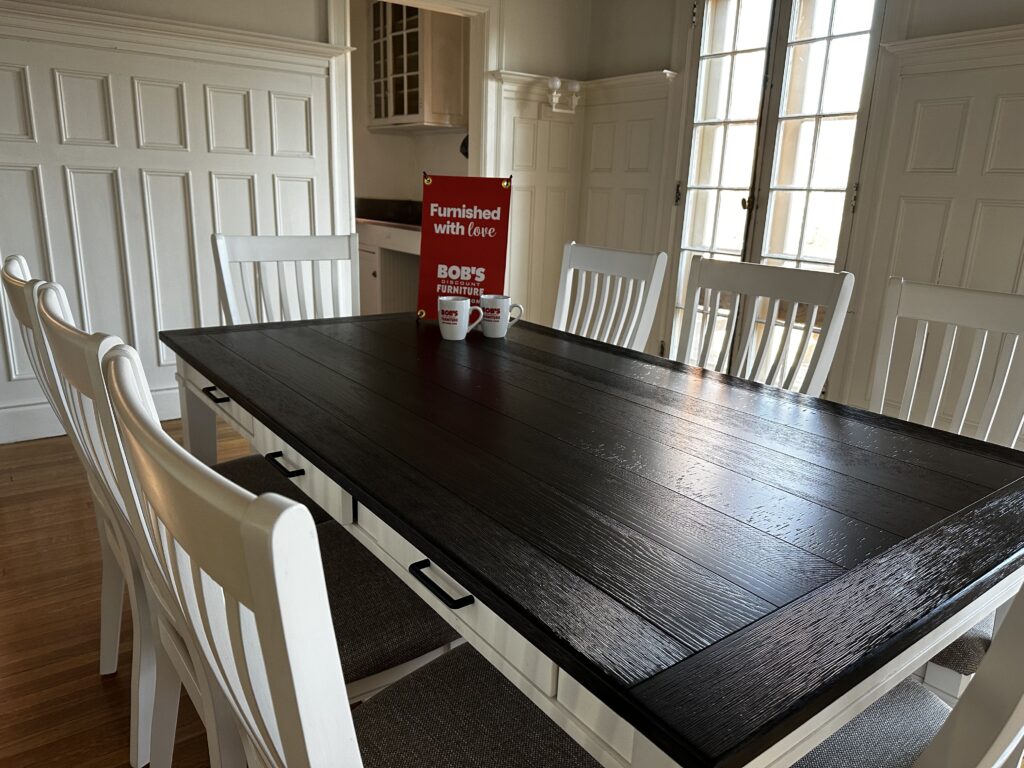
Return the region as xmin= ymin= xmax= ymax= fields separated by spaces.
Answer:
xmin=98 ymin=531 xmax=125 ymax=676
xmin=148 ymin=639 xmax=182 ymax=768
xmin=126 ymin=562 xmax=156 ymax=768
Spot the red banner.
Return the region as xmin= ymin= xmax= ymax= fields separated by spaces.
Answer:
xmin=417 ymin=174 xmax=512 ymax=321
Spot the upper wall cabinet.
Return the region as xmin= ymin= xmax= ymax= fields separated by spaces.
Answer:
xmin=369 ymin=2 xmax=468 ymax=131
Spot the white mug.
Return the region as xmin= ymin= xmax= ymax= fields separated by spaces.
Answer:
xmin=437 ymin=296 xmax=482 ymax=341
xmin=479 ymin=294 xmax=524 ymax=339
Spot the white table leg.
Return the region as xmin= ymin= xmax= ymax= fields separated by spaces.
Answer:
xmin=176 ymin=362 xmax=217 ymax=465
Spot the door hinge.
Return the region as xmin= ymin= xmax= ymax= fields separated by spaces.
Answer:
xmin=674 ymin=181 xmax=682 ymax=205
xmin=692 ymin=0 xmax=698 ymax=27
xmin=850 ymin=182 xmax=860 ymax=212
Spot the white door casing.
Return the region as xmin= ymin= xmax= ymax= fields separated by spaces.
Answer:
xmin=0 ymin=4 xmax=351 ymax=443
xmin=837 ymin=25 xmax=1024 ymax=447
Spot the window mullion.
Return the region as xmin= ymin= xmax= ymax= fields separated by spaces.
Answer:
xmin=745 ymin=0 xmax=794 ymax=268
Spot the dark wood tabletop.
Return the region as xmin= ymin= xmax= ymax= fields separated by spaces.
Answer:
xmin=161 ymin=314 xmax=1024 ymax=768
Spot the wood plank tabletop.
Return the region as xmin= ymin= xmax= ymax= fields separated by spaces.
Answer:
xmin=161 ymin=314 xmax=1024 ymax=768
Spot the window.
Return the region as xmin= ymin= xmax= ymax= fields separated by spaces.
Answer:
xmin=672 ymin=0 xmax=878 ymax=369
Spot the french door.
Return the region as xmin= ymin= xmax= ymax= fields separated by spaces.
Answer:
xmin=671 ymin=0 xmax=881 ymax=370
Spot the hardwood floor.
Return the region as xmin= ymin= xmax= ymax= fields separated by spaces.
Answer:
xmin=0 ymin=420 xmax=251 ymax=767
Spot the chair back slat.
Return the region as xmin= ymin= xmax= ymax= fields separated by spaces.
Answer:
xmin=899 ymin=320 xmax=929 ymax=421
xmin=552 ymin=242 xmax=668 ymax=352
xmin=783 ymin=303 xmax=819 ymax=391
xmin=213 ymin=234 xmax=360 ymax=325
xmin=105 ymin=347 xmax=360 ymax=767
xmin=923 ymin=324 xmax=957 ymax=428
xmin=766 ymin=300 xmax=800 ymax=387
xmin=673 ymin=257 xmax=855 ymax=397
xmin=977 ymin=336 xmax=1018 ymax=443
xmin=869 ymin=277 xmax=1024 ymax=449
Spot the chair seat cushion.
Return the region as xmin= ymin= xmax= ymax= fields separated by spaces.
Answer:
xmin=316 ymin=521 xmax=459 ymax=683
xmin=794 ymin=679 xmax=950 ymax=768
xmin=930 ymin=613 xmax=994 ymax=676
xmin=354 ymin=644 xmax=600 ymax=768
xmin=213 ymin=455 xmax=331 ymax=524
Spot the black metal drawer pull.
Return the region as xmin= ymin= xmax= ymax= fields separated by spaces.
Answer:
xmin=409 ymin=559 xmax=474 ymax=609
xmin=201 ymin=385 xmax=230 ymax=404
xmin=265 ymin=451 xmax=305 ymax=478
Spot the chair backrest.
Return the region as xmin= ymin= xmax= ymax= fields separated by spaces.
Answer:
xmin=213 ymin=234 xmax=361 ymax=325
xmin=105 ymin=345 xmax=359 ymax=768
xmin=551 ymin=241 xmax=668 ymax=352
xmin=1 ymin=255 xmax=68 ymax=426
xmin=869 ymin=278 xmax=1024 ymax=448
xmin=36 ymin=282 xmax=131 ymax=523
xmin=672 ymin=257 xmax=854 ymax=397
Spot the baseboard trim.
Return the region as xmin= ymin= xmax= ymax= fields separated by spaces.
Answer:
xmin=0 ymin=387 xmax=180 ymax=444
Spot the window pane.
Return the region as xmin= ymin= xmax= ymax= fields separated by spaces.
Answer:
xmin=792 ymin=0 xmax=833 ymax=40
xmin=715 ymin=191 xmax=748 ymax=252
xmin=766 ymin=190 xmax=806 ymax=256
xmin=810 ymin=117 xmax=856 ymax=187
xmin=782 ymin=41 xmax=826 ymax=116
xmin=773 ymin=118 xmax=815 ymax=187
xmin=735 ymin=0 xmax=772 ymax=50
xmin=721 ymin=123 xmax=757 ymax=187
xmin=703 ymin=0 xmax=739 ymax=54
xmin=684 ymin=190 xmax=718 ymax=250
xmin=729 ymin=51 xmax=767 ymax=120
xmin=696 ymin=56 xmax=732 ymax=121
xmin=821 ymin=35 xmax=869 ymax=113
xmin=802 ymin=192 xmax=845 ymax=260
xmin=831 ymin=0 xmax=874 ymax=34
xmin=690 ymin=125 xmax=725 ymax=186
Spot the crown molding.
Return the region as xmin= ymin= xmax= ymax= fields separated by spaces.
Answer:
xmin=0 ymin=0 xmax=353 ymax=75
xmin=883 ymin=24 xmax=1024 ymax=72
xmin=490 ymin=69 xmax=678 ymax=106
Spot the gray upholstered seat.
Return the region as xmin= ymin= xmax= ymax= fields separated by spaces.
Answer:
xmin=794 ymin=679 xmax=950 ymax=768
xmin=930 ymin=613 xmax=995 ymax=676
xmin=316 ymin=521 xmax=459 ymax=682
xmin=214 ymin=455 xmax=332 ymax=524
xmin=354 ymin=644 xmax=600 ymax=768
xmin=216 ymin=456 xmax=459 ymax=682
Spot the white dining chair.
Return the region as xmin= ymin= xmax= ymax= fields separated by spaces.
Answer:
xmin=794 ymin=594 xmax=1024 ymax=768
xmin=212 ymin=234 xmax=360 ymax=325
xmin=870 ymin=277 xmax=1024 ymax=447
xmin=3 ymin=255 xmax=152 ymax=768
xmin=105 ymin=343 xmax=600 ymax=768
xmin=869 ymin=277 xmax=1024 ymax=691
xmin=552 ymin=241 xmax=668 ymax=352
xmin=671 ymin=256 xmax=855 ymax=397
xmin=34 ymin=281 xmax=159 ymax=768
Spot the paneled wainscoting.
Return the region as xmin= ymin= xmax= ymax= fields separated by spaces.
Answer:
xmin=0 ymin=3 xmax=348 ymax=443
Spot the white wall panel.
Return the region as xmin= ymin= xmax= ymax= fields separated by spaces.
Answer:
xmin=0 ymin=164 xmax=51 ymax=381
xmin=55 ymin=69 xmax=117 ymax=146
xmin=0 ymin=6 xmax=347 ymax=442
xmin=0 ymin=63 xmax=34 ymax=141
xmin=205 ymin=85 xmax=254 ymax=154
xmin=133 ymin=78 xmax=188 ymax=150
xmin=64 ymin=167 xmax=135 ymax=341
xmin=141 ymin=170 xmax=199 ymax=365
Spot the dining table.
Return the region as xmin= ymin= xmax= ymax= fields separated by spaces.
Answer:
xmin=160 ymin=313 xmax=1024 ymax=768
